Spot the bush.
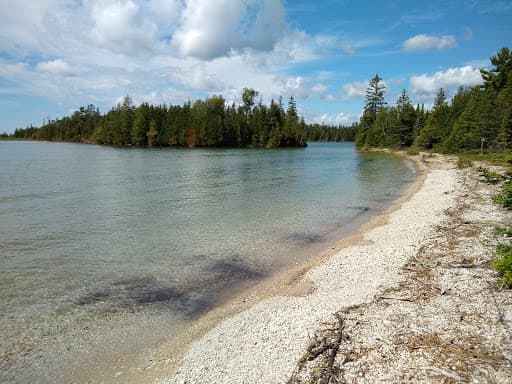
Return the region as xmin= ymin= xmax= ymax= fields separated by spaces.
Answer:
xmin=457 ymin=158 xmax=472 ymax=168
xmin=477 ymin=167 xmax=503 ymax=184
xmin=406 ymin=148 xmax=420 ymax=156
xmin=495 ymin=225 xmax=512 ymax=237
xmin=493 ymin=243 xmax=512 ymax=288
xmin=494 ymin=182 xmax=512 ymax=210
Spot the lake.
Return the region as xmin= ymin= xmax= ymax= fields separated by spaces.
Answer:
xmin=0 ymin=141 xmax=416 ymax=383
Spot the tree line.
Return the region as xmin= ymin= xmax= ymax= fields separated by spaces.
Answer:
xmin=356 ymin=47 xmax=512 ymax=153
xmin=7 ymin=89 xmax=354 ymax=147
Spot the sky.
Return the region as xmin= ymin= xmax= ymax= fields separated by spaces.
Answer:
xmin=0 ymin=0 xmax=511 ymax=133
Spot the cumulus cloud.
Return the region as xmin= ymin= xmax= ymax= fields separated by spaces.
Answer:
xmin=148 ymin=0 xmax=182 ymax=28
xmin=314 ymin=112 xmax=358 ymax=125
xmin=36 ymin=59 xmax=74 ymax=75
xmin=342 ymin=81 xmax=368 ymax=100
xmin=169 ymin=63 xmax=227 ymax=92
xmin=0 ymin=0 xmax=346 ymax=131
xmin=403 ymin=34 xmax=457 ymax=52
xmin=171 ymin=0 xmax=286 ymax=60
xmin=410 ymin=66 xmax=483 ymax=96
xmin=87 ymin=0 xmax=157 ymax=54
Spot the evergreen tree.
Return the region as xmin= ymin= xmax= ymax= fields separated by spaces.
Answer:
xmin=497 ymin=107 xmax=512 ymax=150
xmin=356 ymin=74 xmax=386 ymax=147
xmin=364 ymin=74 xmax=386 ymax=123
xmin=394 ymin=89 xmax=416 ymax=146
xmin=131 ymin=103 xmax=150 ymax=146
xmin=414 ymin=88 xmax=449 ymax=149
xmin=481 ymin=47 xmax=512 ymax=92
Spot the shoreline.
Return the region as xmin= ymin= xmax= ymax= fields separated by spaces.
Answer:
xmin=68 ymin=151 xmax=423 ymax=384
xmin=150 ymin=152 xmax=442 ymax=383
xmin=160 ymin=152 xmax=512 ymax=384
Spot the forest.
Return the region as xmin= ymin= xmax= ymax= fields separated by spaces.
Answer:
xmin=8 ymin=48 xmax=510 ymax=151
xmin=355 ymin=47 xmax=512 ymax=153
xmin=6 ymin=89 xmax=355 ymax=148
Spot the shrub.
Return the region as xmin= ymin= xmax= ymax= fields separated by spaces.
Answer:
xmin=406 ymin=148 xmax=420 ymax=156
xmin=477 ymin=167 xmax=503 ymax=184
xmin=494 ymin=182 xmax=512 ymax=210
xmin=495 ymin=225 xmax=512 ymax=237
xmin=457 ymin=158 xmax=472 ymax=169
xmin=493 ymin=243 xmax=512 ymax=288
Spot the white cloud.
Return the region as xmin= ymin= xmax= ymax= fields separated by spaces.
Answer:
xmin=314 ymin=112 xmax=358 ymax=125
xmin=171 ymin=0 xmax=286 ymax=60
xmin=403 ymin=34 xmax=457 ymax=52
xmin=311 ymin=83 xmax=327 ymax=95
xmin=36 ymin=59 xmax=74 ymax=75
xmin=87 ymin=0 xmax=157 ymax=54
xmin=0 ymin=62 xmax=30 ymax=79
xmin=148 ymin=0 xmax=182 ymax=28
xmin=342 ymin=81 xmax=368 ymax=100
xmin=0 ymin=0 xmax=61 ymax=52
xmin=410 ymin=66 xmax=483 ymax=97
xmin=0 ymin=0 xmax=349 ymax=131
xmin=286 ymin=76 xmax=303 ymax=90
xmin=463 ymin=59 xmax=489 ymax=69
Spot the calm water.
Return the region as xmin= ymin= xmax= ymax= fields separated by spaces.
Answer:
xmin=0 ymin=141 xmax=415 ymax=382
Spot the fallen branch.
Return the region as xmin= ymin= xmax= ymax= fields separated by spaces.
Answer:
xmin=427 ymin=366 xmax=462 ymax=383
xmin=380 ymin=296 xmax=414 ymax=302
xmin=449 ymin=259 xmax=489 ymax=268
xmin=320 ymin=312 xmax=345 ymax=384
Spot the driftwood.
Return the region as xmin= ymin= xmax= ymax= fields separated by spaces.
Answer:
xmin=320 ymin=313 xmax=345 ymax=384
xmin=380 ymin=296 xmax=414 ymax=302
xmin=289 ymin=312 xmax=348 ymax=384
xmin=448 ymin=259 xmax=489 ymax=268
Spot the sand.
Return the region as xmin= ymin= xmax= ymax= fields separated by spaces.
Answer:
xmin=162 ymin=155 xmax=466 ymax=384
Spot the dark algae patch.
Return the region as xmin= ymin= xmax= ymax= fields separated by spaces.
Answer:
xmin=76 ymin=258 xmax=265 ymax=318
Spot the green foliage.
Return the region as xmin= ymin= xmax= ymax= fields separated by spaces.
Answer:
xmin=494 ymin=182 xmax=512 ymax=210
xmin=481 ymin=47 xmax=512 ymax=92
xmin=305 ymin=123 xmax=357 ymax=142
xmin=497 ymin=107 xmax=512 ymax=150
xmin=363 ymin=74 xmax=386 ymax=125
xmin=11 ymin=89 xmax=314 ymax=149
xmin=495 ymin=226 xmax=512 ymax=237
xmin=477 ymin=167 xmax=503 ymax=184
xmin=414 ymin=89 xmax=451 ymax=150
xmin=456 ymin=151 xmax=512 ymax=166
xmin=493 ymin=243 xmax=512 ymax=288
xmin=355 ymin=47 xmax=512 ymax=154
xmin=456 ymin=157 xmax=472 ymax=169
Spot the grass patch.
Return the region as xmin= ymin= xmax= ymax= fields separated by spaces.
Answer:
xmin=457 ymin=150 xmax=512 ymax=166
xmin=493 ymin=243 xmax=512 ymax=288
xmin=494 ymin=182 xmax=512 ymax=210
xmin=406 ymin=148 xmax=420 ymax=156
xmin=457 ymin=157 xmax=473 ymax=169
xmin=477 ymin=167 xmax=503 ymax=184
xmin=495 ymin=226 xmax=512 ymax=237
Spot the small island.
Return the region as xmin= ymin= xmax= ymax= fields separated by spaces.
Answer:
xmin=4 ymin=88 xmax=357 ymax=148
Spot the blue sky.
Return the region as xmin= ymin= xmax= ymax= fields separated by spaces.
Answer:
xmin=0 ymin=0 xmax=511 ymax=133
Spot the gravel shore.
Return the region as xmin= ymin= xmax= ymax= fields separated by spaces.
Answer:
xmin=163 ymin=155 xmax=493 ymax=384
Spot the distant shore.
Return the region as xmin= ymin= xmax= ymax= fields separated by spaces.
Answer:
xmin=159 ymin=153 xmax=511 ymax=384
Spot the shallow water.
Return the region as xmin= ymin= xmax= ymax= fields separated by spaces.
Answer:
xmin=0 ymin=141 xmax=415 ymax=382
